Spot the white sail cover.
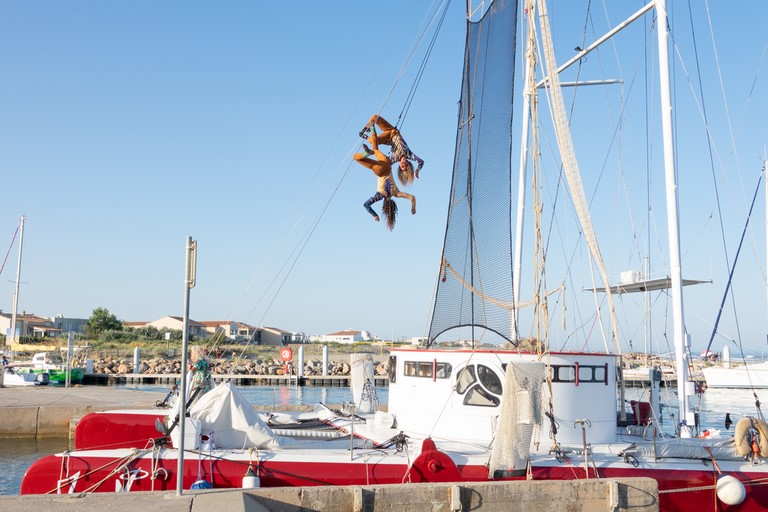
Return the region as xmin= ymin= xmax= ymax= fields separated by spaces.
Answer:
xmin=189 ymin=382 xmax=280 ymax=449
xmin=632 ymin=437 xmax=741 ymax=460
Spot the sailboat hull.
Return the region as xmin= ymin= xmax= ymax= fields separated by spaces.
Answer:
xmin=702 ymin=363 xmax=768 ymax=389
xmin=20 ymin=442 xmax=505 ymax=495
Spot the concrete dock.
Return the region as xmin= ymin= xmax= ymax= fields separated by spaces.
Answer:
xmin=0 ymin=478 xmax=659 ymax=511
xmin=0 ymin=384 xmax=167 ymax=438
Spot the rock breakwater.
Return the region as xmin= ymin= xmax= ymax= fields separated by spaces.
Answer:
xmin=71 ymin=356 xmax=389 ymax=378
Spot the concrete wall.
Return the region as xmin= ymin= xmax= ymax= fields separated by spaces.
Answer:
xmin=0 ymin=478 xmax=659 ymax=512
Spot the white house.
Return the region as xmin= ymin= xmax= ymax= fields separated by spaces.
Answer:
xmin=146 ymin=316 xmax=208 ymax=339
xmin=323 ymin=330 xmax=365 ymax=344
xmin=198 ymin=321 xmax=258 ymax=342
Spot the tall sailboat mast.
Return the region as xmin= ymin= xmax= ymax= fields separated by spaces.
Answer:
xmin=655 ymin=0 xmax=694 ymax=436
xmin=8 ymin=215 xmax=25 ymax=347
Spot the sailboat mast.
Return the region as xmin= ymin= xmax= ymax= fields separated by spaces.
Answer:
xmin=8 ymin=215 xmax=25 ymax=347
xmin=513 ymin=0 xmax=535 ymax=339
xmin=655 ymin=0 xmax=694 ymax=436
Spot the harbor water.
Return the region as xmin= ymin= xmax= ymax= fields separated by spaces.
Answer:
xmin=0 ymin=384 xmax=763 ymax=496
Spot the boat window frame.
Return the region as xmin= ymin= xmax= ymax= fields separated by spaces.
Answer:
xmin=550 ymin=364 xmax=609 ymax=384
xmin=402 ymin=360 xmax=453 ymax=380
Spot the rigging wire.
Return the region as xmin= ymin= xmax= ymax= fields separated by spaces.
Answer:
xmin=704 ymin=173 xmax=763 ymax=364
xmin=368 ymin=0 xmax=454 ymax=132
xmin=0 ymin=223 xmax=20 ymax=277
xmin=208 ymin=4 xmax=453 ymax=361
xmin=397 ymin=0 xmax=453 ymax=131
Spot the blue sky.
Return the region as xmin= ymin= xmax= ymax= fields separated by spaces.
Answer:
xmin=1 ymin=1 xmax=767 ymax=354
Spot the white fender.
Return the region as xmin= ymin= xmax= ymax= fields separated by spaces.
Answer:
xmin=716 ymin=475 xmax=746 ymax=506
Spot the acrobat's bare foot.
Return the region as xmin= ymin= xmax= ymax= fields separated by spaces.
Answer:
xmin=373 ymin=215 xmax=380 ymax=222
xmin=411 ymin=206 xmax=416 ymax=215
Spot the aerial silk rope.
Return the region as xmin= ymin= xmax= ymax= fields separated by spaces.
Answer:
xmin=396 ymin=0 xmax=452 ymax=130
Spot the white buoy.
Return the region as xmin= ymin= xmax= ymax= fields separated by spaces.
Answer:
xmin=242 ymin=466 xmax=260 ymax=489
xmin=716 ymin=475 xmax=746 ymax=506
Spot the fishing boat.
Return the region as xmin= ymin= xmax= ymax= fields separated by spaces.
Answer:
xmin=20 ymin=0 xmax=768 ymax=509
xmin=14 ymin=352 xmax=85 ymax=385
xmin=2 ymin=366 xmax=49 ymax=387
xmin=704 ymin=362 xmax=768 ymax=389
xmin=702 ymin=349 xmax=768 ymax=389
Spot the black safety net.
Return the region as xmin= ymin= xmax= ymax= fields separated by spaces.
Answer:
xmin=428 ymin=0 xmax=518 ymax=346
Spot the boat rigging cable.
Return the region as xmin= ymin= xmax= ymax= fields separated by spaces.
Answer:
xmin=392 ymin=0 xmax=453 ymax=131
xmin=536 ymin=0 xmax=621 ymax=354
xmin=236 ymin=4 xmax=451 ymax=327
xmin=427 ymin=0 xmax=518 ymax=346
xmin=704 ymin=173 xmax=762 ymax=360
xmin=0 ymin=223 xmax=19 ymax=277
xmin=202 ymin=4 xmax=453 ymax=365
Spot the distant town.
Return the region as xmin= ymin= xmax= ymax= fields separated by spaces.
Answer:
xmin=0 ymin=310 xmax=427 ymax=347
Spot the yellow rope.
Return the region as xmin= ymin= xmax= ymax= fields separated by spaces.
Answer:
xmin=442 ymin=258 xmax=564 ymax=310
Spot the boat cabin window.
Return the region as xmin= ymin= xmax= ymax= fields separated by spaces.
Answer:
xmin=464 ymin=385 xmax=500 ymax=407
xmin=477 ymin=364 xmax=502 ymax=394
xmin=455 ymin=364 xmax=502 ymax=407
xmin=550 ymin=364 xmax=609 ymax=384
xmin=456 ymin=365 xmax=474 ymax=393
xmin=402 ymin=360 xmax=452 ymax=379
xmin=435 ymin=362 xmax=451 ymax=378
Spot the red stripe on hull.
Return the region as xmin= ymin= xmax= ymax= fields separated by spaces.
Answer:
xmin=21 ymin=453 xmax=506 ymax=495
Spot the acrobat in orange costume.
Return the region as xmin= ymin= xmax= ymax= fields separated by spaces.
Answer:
xmin=353 ymin=127 xmax=416 ymax=231
xmin=361 ymin=115 xmax=424 ymax=187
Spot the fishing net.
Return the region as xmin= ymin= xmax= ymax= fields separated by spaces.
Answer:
xmin=350 ymin=353 xmax=378 ymax=413
xmin=428 ymin=0 xmax=518 ymax=345
xmin=488 ymin=362 xmax=545 ymax=477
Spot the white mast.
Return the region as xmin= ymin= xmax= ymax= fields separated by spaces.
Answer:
xmin=513 ymin=0 xmax=534 ymax=338
xmin=8 ymin=215 xmax=25 ymax=346
xmin=176 ymin=236 xmax=197 ymax=495
xmin=655 ymin=0 xmax=694 ymax=436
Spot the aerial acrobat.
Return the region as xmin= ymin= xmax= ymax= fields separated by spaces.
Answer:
xmin=353 ymin=125 xmax=416 ymax=231
xmin=359 ymin=115 xmax=424 ymax=187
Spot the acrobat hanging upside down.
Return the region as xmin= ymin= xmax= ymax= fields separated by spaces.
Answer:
xmin=353 ymin=125 xmax=416 ymax=231
xmin=360 ymin=115 xmax=424 ymax=187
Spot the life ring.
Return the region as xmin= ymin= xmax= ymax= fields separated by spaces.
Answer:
xmin=734 ymin=417 xmax=768 ymax=457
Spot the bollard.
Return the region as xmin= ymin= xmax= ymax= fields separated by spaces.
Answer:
xmin=298 ymin=346 xmax=305 ymax=380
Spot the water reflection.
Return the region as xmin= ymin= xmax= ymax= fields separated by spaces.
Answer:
xmin=0 ymin=438 xmax=69 ymax=495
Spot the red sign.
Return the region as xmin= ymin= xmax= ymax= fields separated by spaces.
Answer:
xmin=279 ymin=348 xmax=293 ymax=362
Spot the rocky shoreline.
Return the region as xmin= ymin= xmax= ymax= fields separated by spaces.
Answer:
xmin=73 ymin=356 xmax=389 ymax=378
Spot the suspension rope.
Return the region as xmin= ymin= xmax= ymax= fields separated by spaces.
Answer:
xmin=396 ymin=0 xmax=453 ymax=130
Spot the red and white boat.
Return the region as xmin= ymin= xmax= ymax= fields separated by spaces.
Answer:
xmin=21 ymin=0 xmax=768 ymax=510
xmin=20 ymin=347 xmax=767 ymax=510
